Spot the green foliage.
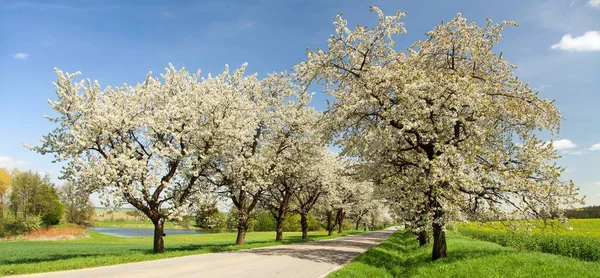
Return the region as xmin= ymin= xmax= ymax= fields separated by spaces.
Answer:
xmin=1 ymin=217 xmax=40 ymax=236
xmin=564 ymin=206 xmax=600 ymax=219
xmin=41 ymin=203 xmax=64 ymax=227
xmin=283 ymin=214 xmax=301 ymax=231
xmin=194 ymin=205 xmax=220 ymax=229
xmin=458 ymin=227 xmax=600 ymax=262
xmin=253 ymin=212 xmax=276 ymax=231
xmin=8 ymin=171 xmax=63 ymax=227
xmin=329 ymin=230 xmax=600 ymax=278
xmin=251 ymin=212 xmax=322 ymax=232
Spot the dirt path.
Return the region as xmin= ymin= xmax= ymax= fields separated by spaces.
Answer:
xmin=13 ymin=228 xmax=397 ymax=278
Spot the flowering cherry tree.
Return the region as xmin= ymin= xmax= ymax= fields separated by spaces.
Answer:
xmin=316 ymin=167 xmax=374 ymax=235
xmin=30 ymin=65 xmax=257 ymax=252
xmin=210 ymin=73 xmax=319 ymax=244
xmin=295 ymin=6 xmax=583 ymax=260
xmin=292 ymin=148 xmax=339 ymax=239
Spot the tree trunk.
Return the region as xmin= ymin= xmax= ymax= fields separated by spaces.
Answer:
xmin=418 ymin=230 xmax=429 ymax=247
xmin=275 ymin=219 xmax=284 ymax=241
xmin=300 ymin=213 xmax=308 ymax=239
xmin=152 ymin=219 xmax=165 ymax=253
xmin=236 ymin=213 xmax=248 ymax=245
xmin=336 ymin=209 xmax=344 ymax=234
xmin=355 ymin=215 xmax=362 ymax=231
xmin=326 ymin=211 xmax=334 ymax=236
xmin=432 ymin=223 xmax=447 ymax=260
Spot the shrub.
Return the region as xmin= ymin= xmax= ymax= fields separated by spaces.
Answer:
xmin=41 ymin=203 xmax=64 ymax=226
xmin=2 ymin=217 xmax=41 ymax=236
xmin=253 ymin=212 xmax=276 ymax=231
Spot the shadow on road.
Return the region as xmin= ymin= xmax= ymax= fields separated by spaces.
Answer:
xmin=241 ymin=230 xmax=392 ymax=265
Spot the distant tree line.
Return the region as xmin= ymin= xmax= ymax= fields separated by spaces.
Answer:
xmin=564 ymin=206 xmax=600 ymax=219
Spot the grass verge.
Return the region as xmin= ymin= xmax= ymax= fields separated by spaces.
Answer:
xmin=0 ymin=229 xmax=362 ymax=276
xmin=328 ymin=230 xmax=600 ymax=278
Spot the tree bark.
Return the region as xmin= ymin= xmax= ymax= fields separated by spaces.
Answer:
xmin=418 ymin=230 xmax=429 ymax=247
xmin=326 ymin=211 xmax=335 ymax=236
xmin=432 ymin=222 xmax=447 ymax=260
xmin=152 ymin=218 xmax=165 ymax=253
xmin=300 ymin=213 xmax=309 ymax=239
xmin=335 ymin=209 xmax=345 ymax=234
xmin=275 ymin=219 xmax=284 ymax=241
xmin=236 ymin=212 xmax=248 ymax=245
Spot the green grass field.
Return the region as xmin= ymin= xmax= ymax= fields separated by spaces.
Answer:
xmin=458 ymin=219 xmax=600 ymax=261
xmin=0 ymin=229 xmax=362 ymax=276
xmin=328 ymin=230 xmax=600 ymax=278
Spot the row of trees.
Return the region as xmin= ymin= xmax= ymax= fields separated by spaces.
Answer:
xmin=564 ymin=206 xmax=600 ymax=219
xmin=30 ymin=65 xmax=388 ymax=252
xmin=294 ymin=7 xmax=582 ymax=260
xmin=31 ymin=6 xmax=582 ymax=259
xmin=194 ymin=206 xmax=390 ymax=234
xmin=0 ymin=168 xmax=95 ymax=237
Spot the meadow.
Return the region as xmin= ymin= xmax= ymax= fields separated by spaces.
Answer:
xmin=457 ymin=219 xmax=600 ymax=261
xmin=0 ymin=228 xmax=362 ymax=276
xmin=328 ymin=230 xmax=600 ymax=278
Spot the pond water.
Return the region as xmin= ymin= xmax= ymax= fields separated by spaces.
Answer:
xmin=87 ymin=227 xmax=205 ymax=237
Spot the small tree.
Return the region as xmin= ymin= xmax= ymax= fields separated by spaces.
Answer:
xmin=59 ymin=182 xmax=95 ymax=225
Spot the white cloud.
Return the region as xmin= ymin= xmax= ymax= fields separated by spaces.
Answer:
xmin=588 ymin=0 xmax=600 ymax=8
xmin=593 ymin=182 xmax=600 ymax=187
xmin=590 ymin=143 xmax=600 ymax=151
xmin=13 ymin=52 xmax=29 ymax=59
xmin=551 ymin=31 xmax=600 ymax=51
xmin=0 ymin=156 xmax=30 ymax=170
xmin=550 ymin=139 xmax=577 ymax=150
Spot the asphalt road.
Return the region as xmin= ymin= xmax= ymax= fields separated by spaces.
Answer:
xmin=13 ymin=228 xmax=396 ymax=278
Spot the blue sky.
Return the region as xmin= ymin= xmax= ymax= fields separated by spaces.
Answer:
xmin=1 ymin=0 xmax=599 ymax=206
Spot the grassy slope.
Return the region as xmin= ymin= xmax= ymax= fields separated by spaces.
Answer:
xmin=328 ymin=231 xmax=600 ymax=278
xmin=0 ymin=229 xmax=362 ymax=276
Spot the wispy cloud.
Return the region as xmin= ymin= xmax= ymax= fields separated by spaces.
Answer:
xmin=0 ymin=156 xmax=30 ymax=170
xmin=12 ymin=52 xmax=28 ymax=59
xmin=531 ymin=1 xmax=600 ymax=33
xmin=551 ymin=31 xmax=600 ymax=51
xmin=588 ymin=0 xmax=600 ymax=8
xmin=590 ymin=143 xmax=600 ymax=151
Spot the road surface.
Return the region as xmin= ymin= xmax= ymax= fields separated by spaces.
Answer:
xmin=14 ymin=228 xmax=396 ymax=278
